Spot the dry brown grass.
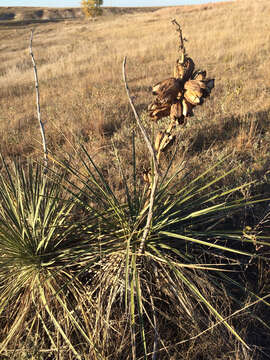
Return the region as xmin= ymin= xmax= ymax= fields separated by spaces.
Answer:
xmin=0 ymin=3 xmax=270 ymax=358
xmin=0 ymin=0 xmax=269 ymax=193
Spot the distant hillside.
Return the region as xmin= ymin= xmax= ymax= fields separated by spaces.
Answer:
xmin=0 ymin=2 xmax=234 ymax=24
xmin=0 ymin=6 xmax=160 ymax=24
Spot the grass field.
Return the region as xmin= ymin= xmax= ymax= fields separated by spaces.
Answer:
xmin=0 ymin=0 xmax=270 ymax=189
xmin=0 ymin=0 xmax=270 ymax=358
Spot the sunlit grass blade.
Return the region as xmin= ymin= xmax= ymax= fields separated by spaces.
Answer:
xmin=148 ymin=245 xmax=250 ymax=350
xmin=135 ymin=265 xmax=147 ymax=359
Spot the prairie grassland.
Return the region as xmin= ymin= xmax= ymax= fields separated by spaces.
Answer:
xmin=0 ymin=1 xmax=270 ymax=359
xmin=0 ymin=0 xmax=270 ymax=195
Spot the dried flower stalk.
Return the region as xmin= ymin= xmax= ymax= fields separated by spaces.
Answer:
xmin=147 ymin=19 xmax=215 ymax=172
xmin=29 ymin=29 xmax=48 ymax=173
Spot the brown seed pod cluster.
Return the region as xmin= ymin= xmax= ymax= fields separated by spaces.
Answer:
xmin=143 ymin=20 xmax=215 ymax=184
xmin=148 ymin=59 xmax=214 ymax=124
xmin=146 ymin=19 xmax=215 ymax=167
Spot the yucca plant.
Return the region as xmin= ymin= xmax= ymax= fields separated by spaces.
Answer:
xmin=46 ymin=41 xmax=270 ymax=357
xmin=0 ymin=159 xmax=99 ymax=359
xmin=58 ymin=140 xmax=270 ymax=359
xmin=0 ymin=149 xmax=269 ymax=359
xmin=1 ymin=18 xmax=269 ymax=360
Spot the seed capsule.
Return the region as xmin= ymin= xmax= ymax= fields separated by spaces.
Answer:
xmin=182 ymin=98 xmax=194 ymax=117
xmin=170 ymin=101 xmax=185 ymax=124
xmin=184 ymin=90 xmax=201 ymax=105
xmin=148 ymin=102 xmax=171 ymax=121
xmin=203 ymin=79 xmax=215 ymax=96
xmin=152 ymin=77 xmax=183 ymax=104
xmin=184 ymin=80 xmax=203 ymax=95
xmin=174 ymin=57 xmax=195 ymax=81
xmin=192 ymin=70 xmax=207 ymax=81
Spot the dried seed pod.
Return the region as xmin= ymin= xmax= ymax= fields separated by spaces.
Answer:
xmin=152 ymin=77 xmax=183 ymax=104
xmin=202 ymin=79 xmax=215 ymax=97
xmin=192 ymin=70 xmax=207 ymax=81
xmin=184 ymin=90 xmax=201 ymax=105
xmin=184 ymin=79 xmax=205 ymax=105
xmin=160 ymin=134 xmax=176 ymax=152
xmin=184 ymin=79 xmax=204 ymax=95
xmin=148 ymin=100 xmax=171 ymax=121
xmin=176 ymin=90 xmax=183 ymax=100
xmin=174 ymin=57 xmax=194 ymax=81
xmin=170 ymin=101 xmax=185 ymax=124
xmin=182 ymin=98 xmax=194 ymax=117
xmin=148 ymin=101 xmax=163 ymax=112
